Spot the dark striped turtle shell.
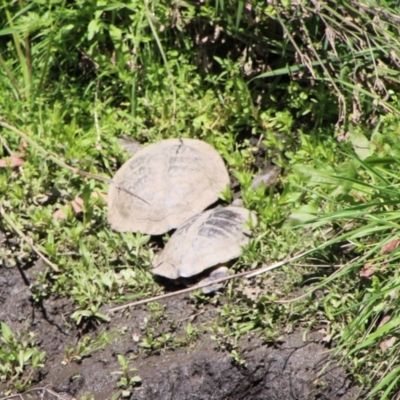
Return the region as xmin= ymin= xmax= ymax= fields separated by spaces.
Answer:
xmin=152 ymin=206 xmax=257 ymax=279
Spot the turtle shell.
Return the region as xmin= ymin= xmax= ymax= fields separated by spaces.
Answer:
xmin=152 ymin=206 xmax=257 ymax=279
xmin=108 ymin=138 xmax=230 ymax=235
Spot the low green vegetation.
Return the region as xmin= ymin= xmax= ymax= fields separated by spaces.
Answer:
xmin=0 ymin=322 xmax=45 ymax=392
xmin=1 ymin=0 xmax=400 ymax=398
xmin=111 ymin=354 xmax=141 ymax=400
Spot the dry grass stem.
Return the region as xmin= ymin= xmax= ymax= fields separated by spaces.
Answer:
xmin=106 ymin=249 xmax=315 ymax=314
xmin=0 ymin=206 xmax=59 ymax=272
xmin=0 ymin=118 xmax=149 ymax=204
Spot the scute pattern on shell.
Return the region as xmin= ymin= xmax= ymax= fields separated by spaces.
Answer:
xmin=198 ymin=209 xmax=242 ymax=239
xmin=152 ymin=206 xmax=257 ymax=279
xmin=108 ymin=139 xmax=230 ymax=235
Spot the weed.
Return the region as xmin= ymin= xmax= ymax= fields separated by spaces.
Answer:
xmin=0 ymin=322 xmax=45 ymax=392
xmin=111 ymin=354 xmax=141 ymax=400
xmin=63 ymin=330 xmax=113 ymax=365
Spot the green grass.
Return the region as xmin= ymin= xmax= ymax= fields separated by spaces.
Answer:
xmin=1 ymin=0 xmax=400 ymax=398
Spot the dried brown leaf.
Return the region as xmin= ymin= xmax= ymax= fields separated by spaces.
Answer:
xmin=359 ymin=263 xmax=376 ymax=278
xmin=0 ymin=155 xmax=24 ymax=168
xmin=381 ymin=239 xmax=400 ymax=254
xmin=380 ymin=336 xmax=396 ymax=352
xmin=53 ymin=209 xmax=67 ymax=220
xmin=378 ymin=315 xmax=391 ymax=329
xmin=322 ymin=334 xmax=332 ymax=343
xmin=71 ymin=197 xmax=84 ymax=214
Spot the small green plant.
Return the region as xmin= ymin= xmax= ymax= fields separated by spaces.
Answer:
xmin=0 ymin=322 xmax=46 ymax=391
xmin=185 ymin=322 xmax=199 ymax=341
xmin=63 ymin=332 xmax=112 ymax=365
xmin=139 ymin=330 xmax=176 ymax=351
xmin=70 ymin=304 xmax=111 ymax=326
xmin=111 ymin=354 xmax=141 ymax=399
xmin=230 ymin=349 xmax=246 ymax=366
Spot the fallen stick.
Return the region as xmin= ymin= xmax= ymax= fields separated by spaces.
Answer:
xmin=106 ymin=248 xmax=318 ymax=314
xmin=0 ymin=386 xmax=72 ymax=400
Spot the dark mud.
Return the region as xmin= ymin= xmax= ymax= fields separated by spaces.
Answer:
xmin=0 ymin=261 xmax=359 ymax=400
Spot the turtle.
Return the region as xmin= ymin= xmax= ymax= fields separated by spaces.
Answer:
xmin=108 ymin=138 xmax=230 ymax=235
xmin=151 ymin=205 xmax=257 ymax=280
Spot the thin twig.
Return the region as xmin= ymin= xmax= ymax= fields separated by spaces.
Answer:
xmin=24 ymin=36 xmax=32 ymax=87
xmin=348 ymin=0 xmax=400 ymax=24
xmin=292 ymin=263 xmax=339 ymax=268
xmin=274 ymin=7 xmax=315 ymax=79
xmin=94 ymin=79 xmax=101 ymax=144
xmin=81 ymin=47 xmax=102 ymax=145
xmin=0 ymin=206 xmax=59 ymax=272
xmin=0 ymin=54 xmax=21 ymax=99
xmin=298 ymin=4 xmax=347 ymax=123
xmin=144 ymin=0 xmax=177 ymax=121
xmin=0 ymin=118 xmax=150 ymax=204
xmin=0 ymin=386 xmax=73 ymax=400
xmin=106 ymin=249 xmax=316 ymax=314
xmin=0 ymin=133 xmax=13 ymax=154
xmin=245 ymin=251 xmax=305 ymax=278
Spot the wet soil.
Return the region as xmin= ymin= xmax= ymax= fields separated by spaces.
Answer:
xmin=0 ymin=261 xmax=359 ymax=400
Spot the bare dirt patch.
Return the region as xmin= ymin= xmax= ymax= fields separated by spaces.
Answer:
xmin=0 ymin=261 xmax=358 ymax=400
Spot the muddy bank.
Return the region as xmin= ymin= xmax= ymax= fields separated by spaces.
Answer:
xmin=130 ymin=332 xmax=357 ymax=400
xmin=0 ymin=262 xmax=358 ymax=399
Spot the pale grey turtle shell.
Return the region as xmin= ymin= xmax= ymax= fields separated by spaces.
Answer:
xmin=108 ymin=138 xmax=230 ymax=235
xmin=152 ymin=206 xmax=257 ymax=279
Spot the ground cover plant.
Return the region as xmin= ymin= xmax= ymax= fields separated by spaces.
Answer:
xmin=1 ymin=0 xmax=400 ymax=398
